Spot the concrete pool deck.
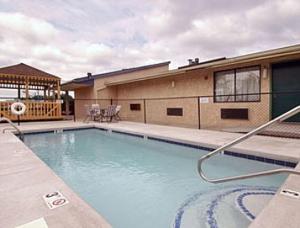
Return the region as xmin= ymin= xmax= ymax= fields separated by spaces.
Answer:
xmin=0 ymin=130 xmax=111 ymax=228
xmin=0 ymin=120 xmax=299 ymax=227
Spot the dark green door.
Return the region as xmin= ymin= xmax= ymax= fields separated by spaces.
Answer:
xmin=272 ymin=60 xmax=300 ymax=121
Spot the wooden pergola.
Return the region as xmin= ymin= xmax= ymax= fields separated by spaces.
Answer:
xmin=0 ymin=63 xmax=62 ymax=121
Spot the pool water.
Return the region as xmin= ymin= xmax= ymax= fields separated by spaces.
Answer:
xmin=24 ymin=129 xmax=287 ymax=228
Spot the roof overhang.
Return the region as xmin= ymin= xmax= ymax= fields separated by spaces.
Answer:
xmin=185 ymin=44 xmax=300 ymax=71
xmin=105 ymin=44 xmax=300 ymax=87
xmin=104 ymin=69 xmax=186 ymax=87
xmin=61 ymin=80 xmax=94 ymax=91
xmin=0 ymin=63 xmax=60 ymax=79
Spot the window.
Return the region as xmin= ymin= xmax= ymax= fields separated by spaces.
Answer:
xmin=214 ymin=66 xmax=260 ymax=102
xmin=214 ymin=70 xmax=235 ymax=102
xmin=221 ymin=108 xmax=249 ymax=120
xmin=167 ymin=108 xmax=183 ymax=116
xmin=130 ymin=103 xmax=141 ymax=111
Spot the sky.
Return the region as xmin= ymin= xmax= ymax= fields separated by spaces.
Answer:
xmin=0 ymin=0 xmax=300 ymax=82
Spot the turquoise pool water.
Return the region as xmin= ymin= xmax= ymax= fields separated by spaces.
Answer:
xmin=24 ymin=129 xmax=287 ymax=228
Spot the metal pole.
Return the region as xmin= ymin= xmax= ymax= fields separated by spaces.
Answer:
xmin=143 ymin=99 xmax=147 ymax=124
xmin=73 ymin=99 xmax=76 ymax=122
xmin=197 ymin=96 xmax=200 ymax=129
xmin=65 ymin=91 xmax=70 ymax=117
xmin=17 ymin=84 xmax=21 ymax=126
xmin=17 ymin=84 xmax=21 ymax=99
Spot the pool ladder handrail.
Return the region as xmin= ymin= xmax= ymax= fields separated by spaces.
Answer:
xmin=198 ymin=105 xmax=300 ymax=183
xmin=0 ymin=117 xmax=24 ymax=141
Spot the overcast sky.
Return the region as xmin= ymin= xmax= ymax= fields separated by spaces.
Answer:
xmin=0 ymin=0 xmax=300 ymax=82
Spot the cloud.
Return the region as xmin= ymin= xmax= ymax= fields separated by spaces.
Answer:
xmin=0 ymin=0 xmax=299 ymax=81
xmin=141 ymin=0 xmax=300 ymax=64
xmin=0 ymin=12 xmax=57 ymax=44
xmin=0 ymin=11 xmax=120 ymax=78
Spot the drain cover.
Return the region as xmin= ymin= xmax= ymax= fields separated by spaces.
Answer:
xmin=280 ymin=189 xmax=300 ymax=199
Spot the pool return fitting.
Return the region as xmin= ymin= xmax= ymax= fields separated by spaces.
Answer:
xmin=198 ymin=105 xmax=300 ymax=184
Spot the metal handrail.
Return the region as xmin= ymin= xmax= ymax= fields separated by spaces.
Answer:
xmin=0 ymin=117 xmax=24 ymax=141
xmin=198 ymin=105 xmax=300 ymax=183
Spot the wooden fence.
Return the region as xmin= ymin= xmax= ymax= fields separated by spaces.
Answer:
xmin=0 ymin=101 xmax=62 ymax=121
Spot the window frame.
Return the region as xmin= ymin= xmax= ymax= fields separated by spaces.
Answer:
xmin=213 ymin=65 xmax=261 ymax=103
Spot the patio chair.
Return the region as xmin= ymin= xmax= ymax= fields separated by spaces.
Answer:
xmin=83 ymin=105 xmax=92 ymax=123
xmin=83 ymin=104 xmax=101 ymax=123
xmin=91 ymin=104 xmax=101 ymax=121
xmin=101 ymin=105 xmax=117 ymax=122
xmin=114 ymin=105 xmax=122 ymax=121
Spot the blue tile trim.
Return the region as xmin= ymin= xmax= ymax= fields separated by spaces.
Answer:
xmin=22 ymin=130 xmax=55 ymax=135
xmin=173 ymin=185 xmax=277 ymax=228
xmin=206 ymin=186 xmax=276 ymax=228
xmin=236 ymin=191 xmax=275 ymax=221
xmin=286 ymin=161 xmax=297 ymax=167
xmin=223 ymin=151 xmax=297 ymax=168
xmin=147 ymin=136 xmax=214 ymax=151
xmin=21 ymin=127 xmax=107 ymax=136
xmin=21 ymin=127 xmax=298 ymax=168
xmin=148 ymin=136 xmax=297 ymax=168
xmin=63 ymin=127 xmax=96 ymax=132
xmin=111 ymin=130 xmax=144 ymax=138
xmin=174 ymin=191 xmax=204 ymax=228
xmin=94 ymin=127 xmax=108 ymax=131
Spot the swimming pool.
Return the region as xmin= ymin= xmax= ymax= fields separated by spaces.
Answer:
xmin=24 ymin=128 xmax=287 ymax=228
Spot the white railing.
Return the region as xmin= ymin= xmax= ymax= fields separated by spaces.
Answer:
xmin=198 ymin=105 xmax=300 ymax=183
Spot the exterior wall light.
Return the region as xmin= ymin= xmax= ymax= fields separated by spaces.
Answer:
xmin=262 ymin=66 xmax=268 ymax=79
xmin=171 ymin=81 xmax=175 ymax=88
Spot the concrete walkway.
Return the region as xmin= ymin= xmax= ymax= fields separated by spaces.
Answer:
xmin=0 ymin=120 xmax=300 ymax=227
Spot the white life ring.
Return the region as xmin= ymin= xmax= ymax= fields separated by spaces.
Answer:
xmin=11 ymin=102 xmax=26 ymax=115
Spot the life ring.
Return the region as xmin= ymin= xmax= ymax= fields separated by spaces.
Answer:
xmin=11 ymin=102 xmax=26 ymax=115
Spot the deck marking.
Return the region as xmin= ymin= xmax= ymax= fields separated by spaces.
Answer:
xmin=280 ymin=189 xmax=300 ymax=199
xmin=15 ymin=217 xmax=48 ymax=228
xmin=43 ymin=190 xmax=69 ymax=209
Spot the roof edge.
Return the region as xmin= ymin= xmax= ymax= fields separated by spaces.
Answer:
xmin=105 ymin=68 xmax=186 ymax=87
xmin=184 ymin=43 xmax=300 ymax=71
xmin=64 ymin=61 xmax=171 ymax=85
xmin=105 ymin=44 xmax=300 ymax=86
xmin=0 ymin=63 xmax=60 ymax=79
xmin=92 ymin=61 xmax=171 ymax=79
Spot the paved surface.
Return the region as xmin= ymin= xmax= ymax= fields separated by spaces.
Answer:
xmin=0 ymin=126 xmax=111 ymax=228
xmin=224 ymin=122 xmax=300 ymax=139
xmin=0 ymin=120 xmax=299 ymax=228
xmin=250 ymin=163 xmax=300 ymax=228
